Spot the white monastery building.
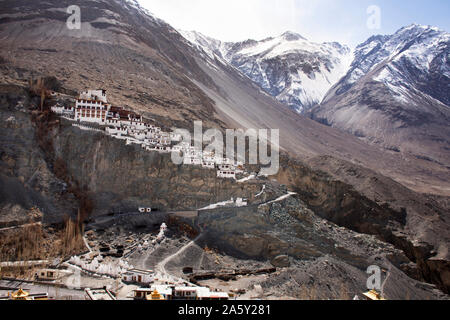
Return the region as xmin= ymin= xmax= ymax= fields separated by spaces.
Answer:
xmin=75 ymin=89 xmax=111 ymax=124
xmin=50 ymin=89 xmax=250 ymax=181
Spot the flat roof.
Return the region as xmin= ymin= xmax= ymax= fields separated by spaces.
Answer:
xmin=85 ymin=288 xmax=116 ymax=301
xmin=134 ymin=288 xmax=154 ymax=292
xmin=127 ymin=268 xmax=154 ymax=275
xmin=174 ymin=287 xmax=198 ymax=291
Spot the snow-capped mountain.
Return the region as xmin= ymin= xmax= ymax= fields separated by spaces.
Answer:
xmin=180 ymin=30 xmax=353 ymax=113
xmin=328 ymin=24 xmax=449 ymax=105
xmin=310 ymin=24 xmax=450 ymax=165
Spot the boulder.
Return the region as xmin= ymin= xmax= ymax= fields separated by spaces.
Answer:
xmin=271 ymin=255 xmax=290 ymax=268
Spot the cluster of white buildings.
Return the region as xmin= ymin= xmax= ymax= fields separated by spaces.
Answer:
xmin=177 ymin=143 xmax=244 ymax=179
xmin=51 ymin=89 xmax=246 ymax=179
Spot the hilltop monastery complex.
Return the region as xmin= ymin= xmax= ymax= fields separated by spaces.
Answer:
xmin=51 ymin=90 xmax=243 ymax=179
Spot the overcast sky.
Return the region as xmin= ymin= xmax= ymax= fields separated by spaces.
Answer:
xmin=140 ymin=0 xmax=450 ymax=47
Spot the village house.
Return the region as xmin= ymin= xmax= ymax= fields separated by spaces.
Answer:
xmin=133 ymin=288 xmax=154 ymax=300
xmin=173 ymin=287 xmax=198 ymax=300
xmin=35 ymin=268 xmax=62 ymax=281
xmin=122 ymin=269 xmax=155 ymax=285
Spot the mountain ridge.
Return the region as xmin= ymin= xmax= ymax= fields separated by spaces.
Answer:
xmin=180 ymin=29 xmax=353 ymax=113
xmin=310 ymin=24 xmax=450 ymax=167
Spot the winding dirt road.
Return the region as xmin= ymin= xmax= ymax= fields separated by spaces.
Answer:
xmin=155 ymin=233 xmax=204 ymax=281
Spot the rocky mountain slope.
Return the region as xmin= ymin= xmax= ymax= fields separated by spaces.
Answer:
xmin=181 ymin=30 xmax=353 ymax=113
xmin=309 ymin=25 xmax=450 ymax=167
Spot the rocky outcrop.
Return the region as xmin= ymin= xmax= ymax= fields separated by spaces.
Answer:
xmin=274 ymin=155 xmax=450 ymax=293
xmin=0 ymin=85 xmax=79 ymax=224
xmin=51 ymin=121 xmax=261 ymax=216
xmin=197 ymin=195 xmax=405 ymax=270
